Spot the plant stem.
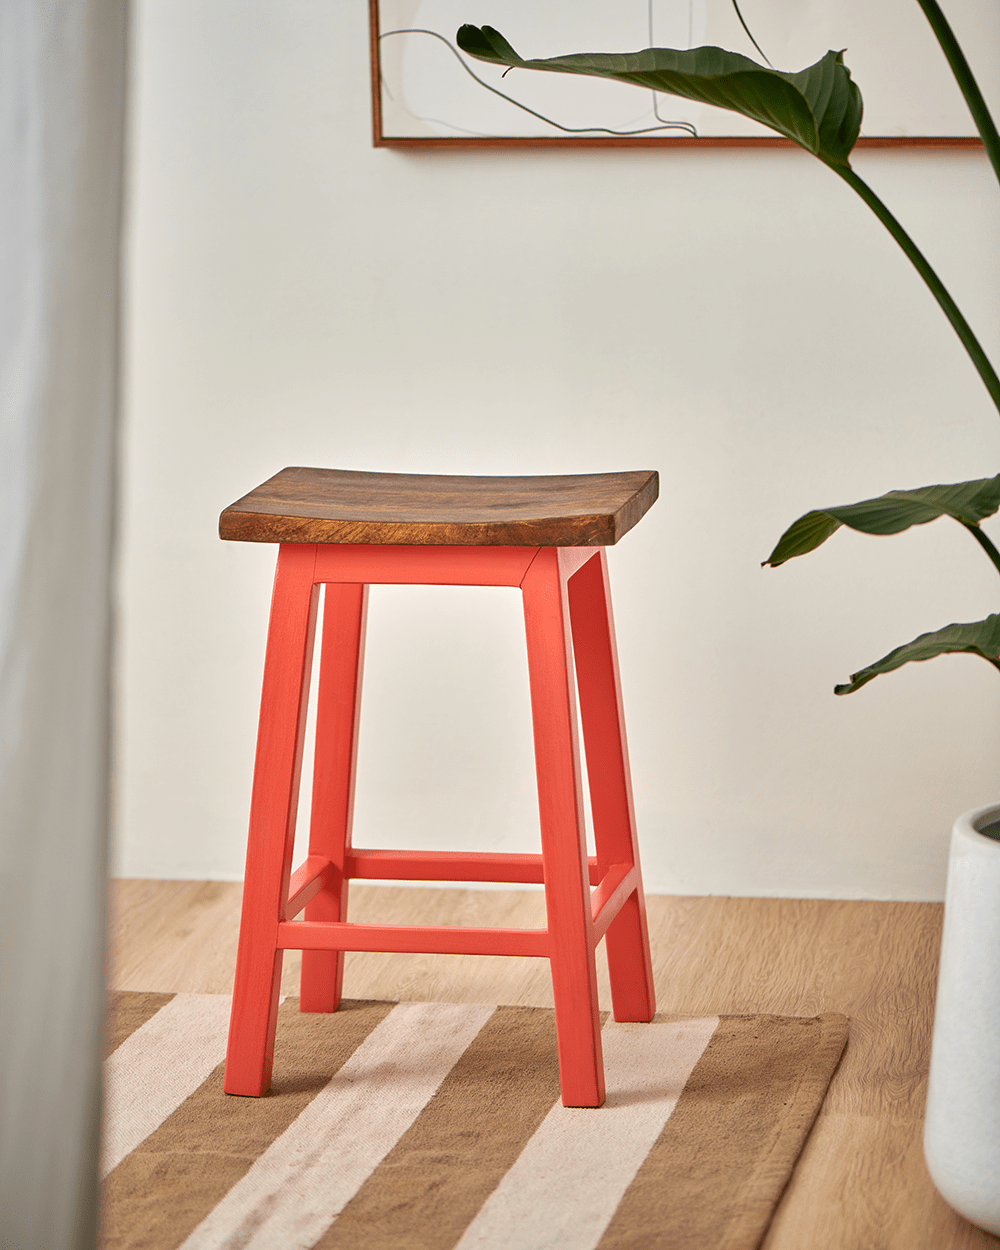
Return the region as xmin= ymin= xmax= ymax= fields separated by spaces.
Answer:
xmin=961 ymin=521 xmax=1000 ymax=580
xmin=830 ymin=163 xmax=1000 ymax=415
xmin=916 ymin=0 xmax=1000 ymax=187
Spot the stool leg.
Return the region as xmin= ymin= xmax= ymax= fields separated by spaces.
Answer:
xmin=225 ymin=544 xmax=319 ymax=1096
xmin=522 ymin=548 xmax=605 ymax=1108
xmin=300 ymin=582 xmax=368 ymax=1012
xmin=568 ymin=550 xmax=656 ymax=1023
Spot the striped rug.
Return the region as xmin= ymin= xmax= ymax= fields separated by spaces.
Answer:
xmin=102 ymin=993 xmax=847 ymax=1250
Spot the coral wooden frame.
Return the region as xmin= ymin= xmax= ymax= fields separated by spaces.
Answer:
xmin=224 ymin=542 xmax=655 ymax=1107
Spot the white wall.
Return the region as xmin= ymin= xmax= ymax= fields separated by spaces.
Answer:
xmin=115 ymin=0 xmax=1000 ymax=898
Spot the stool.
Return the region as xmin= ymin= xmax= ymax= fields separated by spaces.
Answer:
xmin=219 ymin=467 xmax=659 ymax=1108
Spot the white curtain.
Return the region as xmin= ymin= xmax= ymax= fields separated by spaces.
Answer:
xmin=0 ymin=3 xmax=127 ymax=1248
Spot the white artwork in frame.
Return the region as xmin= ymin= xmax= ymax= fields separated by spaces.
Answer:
xmin=370 ymin=0 xmax=998 ymax=146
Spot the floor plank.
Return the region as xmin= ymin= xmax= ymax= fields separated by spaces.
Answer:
xmin=107 ymin=881 xmax=999 ymax=1249
xmin=764 ymin=1113 xmax=999 ymax=1250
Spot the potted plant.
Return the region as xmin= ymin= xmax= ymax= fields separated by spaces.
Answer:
xmin=456 ymin=3 xmax=1000 ymax=1232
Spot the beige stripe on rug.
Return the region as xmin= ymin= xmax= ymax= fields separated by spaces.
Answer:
xmin=454 ymin=1015 xmax=719 ymax=1250
xmin=312 ymin=1003 xmax=566 ymax=1250
xmin=102 ymin=993 xmax=233 ymax=1176
xmin=180 ymin=1001 xmax=496 ymax=1250
xmin=102 ymin=994 xmax=847 ymax=1250
xmin=596 ymin=1013 xmax=850 ymax=1250
xmin=102 ymin=996 xmax=395 ymax=1249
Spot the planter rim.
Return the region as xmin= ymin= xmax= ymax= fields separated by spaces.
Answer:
xmin=953 ymin=802 xmax=1000 ymax=851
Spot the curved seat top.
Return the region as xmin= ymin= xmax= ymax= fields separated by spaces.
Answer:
xmin=220 ymin=466 xmax=658 ymax=547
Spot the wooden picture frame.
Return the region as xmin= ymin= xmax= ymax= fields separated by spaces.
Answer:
xmin=369 ymin=0 xmax=994 ymax=150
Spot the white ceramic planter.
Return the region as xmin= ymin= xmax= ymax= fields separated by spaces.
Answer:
xmin=924 ymin=802 xmax=1000 ymax=1235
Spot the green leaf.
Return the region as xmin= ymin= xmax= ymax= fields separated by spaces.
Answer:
xmin=456 ymin=25 xmax=862 ymax=167
xmin=917 ymin=0 xmax=1000 ymax=189
xmin=835 ymin=615 xmax=1000 ymax=694
xmin=455 ymin=23 xmax=522 ymax=67
xmin=763 ymin=474 xmax=1000 ymax=567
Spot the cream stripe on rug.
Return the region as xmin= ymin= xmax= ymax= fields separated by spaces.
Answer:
xmin=178 ymin=1001 xmax=496 ymax=1250
xmin=454 ymin=1015 xmax=719 ymax=1250
xmin=312 ymin=1003 xmax=564 ymax=1250
xmin=102 ymin=993 xmax=232 ymax=1176
xmin=102 ymin=998 xmax=397 ymax=1250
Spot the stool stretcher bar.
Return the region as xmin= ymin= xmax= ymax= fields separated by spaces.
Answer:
xmin=277 ymin=920 xmax=550 ymax=959
xmin=292 ymin=850 xmax=602 ymax=890
xmin=346 ymin=847 xmax=597 ymax=884
xmin=283 ymin=851 xmax=604 ymax=919
xmin=281 ymin=855 xmax=637 ymax=952
xmin=590 ymin=863 xmax=638 ymax=943
xmin=284 ymin=855 xmax=335 ymax=918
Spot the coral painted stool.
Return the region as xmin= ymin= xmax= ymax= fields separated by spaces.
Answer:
xmin=220 ymin=467 xmax=658 ymax=1107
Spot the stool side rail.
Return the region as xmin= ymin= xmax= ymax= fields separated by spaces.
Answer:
xmin=284 ymin=852 xmax=605 ymax=909
xmin=276 ymin=919 xmax=550 ymax=959
xmin=282 ymin=851 xmax=641 ymax=952
xmin=590 ymin=863 xmax=639 ymax=944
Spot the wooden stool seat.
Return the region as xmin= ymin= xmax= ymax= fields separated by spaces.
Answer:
xmin=221 ymin=466 xmax=659 ymax=1108
xmin=219 ymin=466 xmax=658 ymax=546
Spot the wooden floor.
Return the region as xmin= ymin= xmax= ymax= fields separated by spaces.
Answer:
xmin=108 ymin=881 xmax=999 ymax=1250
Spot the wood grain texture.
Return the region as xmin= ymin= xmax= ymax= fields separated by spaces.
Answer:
xmin=107 ymin=884 xmax=1000 ymax=1249
xmin=219 ymin=467 xmax=659 ymax=547
xmin=521 ymin=546 xmax=606 ymax=1104
xmin=224 ymin=543 xmax=319 ymax=1095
